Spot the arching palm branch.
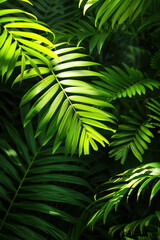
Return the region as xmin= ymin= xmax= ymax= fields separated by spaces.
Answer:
xmin=0 ymin=116 xmax=92 ymax=239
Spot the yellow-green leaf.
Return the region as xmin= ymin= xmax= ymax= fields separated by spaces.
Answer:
xmin=10 ymin=31 xmax=55 ymax=48
xmin=5 ymin=22 xmax=54 ymax=35
xmin=17 ymin=38 xmax=59 ymax=61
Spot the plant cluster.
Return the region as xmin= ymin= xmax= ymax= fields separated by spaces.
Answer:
xmin=0 ymin=0 xmax=160 ymax=239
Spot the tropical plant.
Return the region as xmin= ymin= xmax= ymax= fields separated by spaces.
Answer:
xmin=0 ymin=0 xmax=160 ymax=239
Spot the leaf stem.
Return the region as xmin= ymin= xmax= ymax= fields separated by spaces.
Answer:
xmin=52 ymin=71 xmax=80 ymax=117
xmin=0 ymin=147 xmax=42 ymax=231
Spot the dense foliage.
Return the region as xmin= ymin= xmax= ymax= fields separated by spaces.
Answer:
xmin=0 ymin=0 xmax=160 ymax=239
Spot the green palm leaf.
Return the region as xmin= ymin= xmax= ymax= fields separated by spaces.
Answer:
xmin=150 ymin=49 xmax=160 ymax=76
xmin=8 ymin=0 xmax=77 ymax=26
xmin=0 ymin=4 xmax=58 ymax=82
xmin=85 ymin=163 xmax=160 ymax=232
xmin=79 ymin=0 xmax=156 ymax=29
xmin=0 ymin=121 xmax=92 ymax=239
xmin=96 ymin=64 xmax=160 ymax=101
xmin=109 ymin=105 xmax=154 ymax=164
xmin=146 ymin=98 xmax=160 ymax=130
xmin=13 ymin=45 xmax=116 ymax=156
xmin=54 ymin=18 xmax=109 ymax=54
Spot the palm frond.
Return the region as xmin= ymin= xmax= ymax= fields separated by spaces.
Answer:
xmin=8 ymin=0 xmax=77 ymax=27
xmin=96 ymin=64 xmax=160 ymax=101
xmin=0 ymin=118 xmax=92 ymax=239
xmin=54 ymin=17 xmax=110 ymax=54
xmin=109 ymin=104 xmax=155 ymax=163
xmin=150 ymin=49 xmax=160 ymax=76
xmin=86 ymin=162 xmax=160 ymax=230
xmin=146 ymin=98 xmax=160 ymax=128
xmin=0 ymin=2 xmax=59 ymax=82
xmin=20 ymin=0 xmax=33 ymax=5
xmin=13 ymin=45 xmax=116 ymax=156
xmin=109 ymin=212 xmax=160 ymax=237
xmin=138 ymin=13 xmax=160 ymax=33
xmin=79 ymin=0 xmax=155 ymax=29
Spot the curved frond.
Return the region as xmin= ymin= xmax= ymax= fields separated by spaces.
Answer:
xmin=150 ymin=49 xmax=160 ymax=76
xmin=138 ymin=13 xmax=160 ymax=33
xmin=109 ymin=105 xmax=154 ymax=164
xmin=0 ymin=121 xmax=92 ymax=239
xmin=13 ymin=45 xmax=116 ymax=156
xmin=96 ymin=64 xmax=160 ymax=101
xmin=19 ymin=0 xmax=33 ymax=5
xmin=146 ymin=98 xmax=160 ymax=127
xmin=0 ymin=4 xmax=59 ymax=82
xmin=79 ymin=0 xmax=156 ymax=29
xmin=109 ymin=213 xmax=160 ymax=237
xmin=7 ymin=0 xmax=77 ymax=27
xmin=86 ymin=163 xmax=160 ymax=230
xmin=54 ymin=18 xmax=109 ymax=54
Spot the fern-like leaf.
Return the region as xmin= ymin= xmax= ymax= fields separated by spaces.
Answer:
xmin=79 ymin=0 xmax=155 ymax=29
xmin=150 ymin=49 xmax=160 ymax=76
xmin=146 ymin=98 xmax=160 ymax=127
xmin=13 ymin=45 xmax=116 ymax=156
xmin=54 ymin=18 xmax=109 ymax=54
xmin=0 ymin=118 xmax=92 ymax=239
xmin=12 ymin=0 xmax=77 ymax=26
xmin=96 ymin=64 xmax=160 ymax=101
xmin=109 ymin=213 xmax=160 ymax=237
xmin=86 ymin=163 xmax=160 ymax=230
xmin=0 ymin=2 xmax=59 ymax=81
xmin=109 ymin=105 xmax=154 ymax=164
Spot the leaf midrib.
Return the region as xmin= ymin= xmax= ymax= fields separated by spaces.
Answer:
xmin=0 ymin=147 xmax=41 ymax=231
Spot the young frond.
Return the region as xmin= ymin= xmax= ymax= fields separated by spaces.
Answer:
xmin=95 ymin=64 xmax=160 ymax=101
xmin=0 ymin=122 xmax=92 ymax=239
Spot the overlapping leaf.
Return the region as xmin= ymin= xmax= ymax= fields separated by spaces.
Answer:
xmin=0 ymin=3 xmax=58 ymax=81
xmin=96 ymin=64 xmax=160 ymax=101
xmin=8 ymin=0 xmax=77 ymax=26
xmin=13 ymin=46 xmax=116 ymax=156
xmin=109 ymin=213 xmax=160 ymax=237
xmin=146 ymin=98 xmax=160 ymax=127
xmin=86 ymin=163 xmax=160 ymax=231
xmin=0 ymin=120 xmax=92 ymax=240
xmin=79 ymin=0 xmax=155 ymax=29
xmin=109 ymin=106 xmax=154 ymax=164
xmin=150 ymin=49 xmax=160 ymax=76
xmin=54 ymin=18 xmax=109 ymax=54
